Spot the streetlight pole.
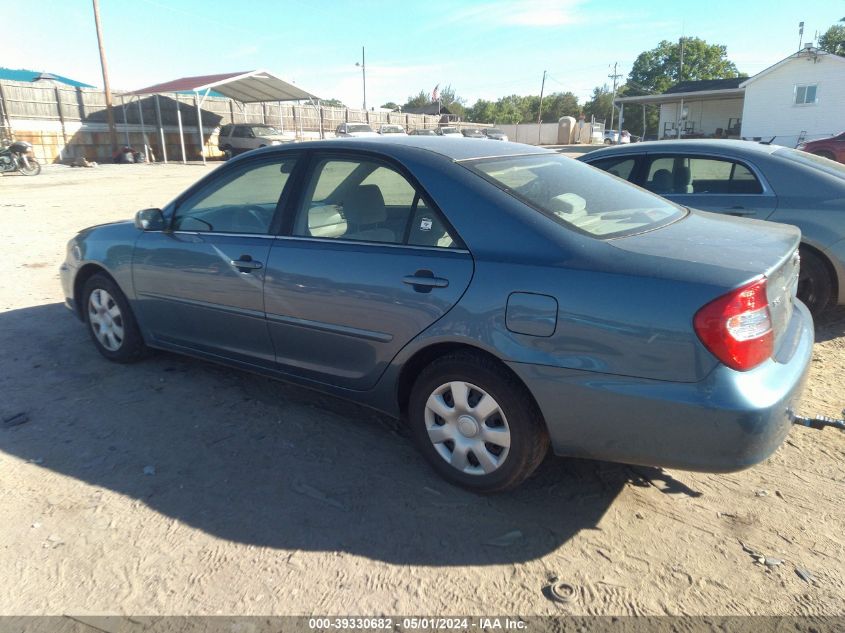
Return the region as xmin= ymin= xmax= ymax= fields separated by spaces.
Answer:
xmin=92 ymin=0 xmax=118 ymax=154
xmin=355 ymin=47 xmax=367 ymax=111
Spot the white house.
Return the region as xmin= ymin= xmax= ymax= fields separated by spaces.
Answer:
xmin=739 ymin=46 xmax=845 ymax=147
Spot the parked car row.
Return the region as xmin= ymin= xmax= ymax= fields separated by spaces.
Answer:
xmin=335 ymin=122 xmax=508 ymax=141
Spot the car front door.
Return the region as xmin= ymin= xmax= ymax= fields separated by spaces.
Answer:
xmin=639 ymin=154 xmax=778 ymax=219
xmin=132 ymin=155 xmax=299 ymax=367
xmin=263 ymin=153 xmax=474 ymax=390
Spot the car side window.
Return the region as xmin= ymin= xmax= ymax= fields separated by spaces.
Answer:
xmin=408 ymin=199 xmax=459 ymax=249
xmin=173 ymin=158 xmax=297 ymax=234
xmin=232 ymin=126 xmax=248 ymax=138
xmin=644 ymin=156 xmax=763 ymax=195
xmin=293 ymin=158 xmax=458 ymax=247
xmin=220 ymin=124 xmax=232 ymax=137
xmin=589 ymin=157 xmax=636 ymax=181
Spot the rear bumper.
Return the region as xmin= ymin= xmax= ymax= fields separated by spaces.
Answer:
xmin=508 ymin=301 xmax=814 ymax=472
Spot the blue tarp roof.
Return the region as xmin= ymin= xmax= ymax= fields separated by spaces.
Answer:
xmin=0 ymin=68 xmax=94 ymax=88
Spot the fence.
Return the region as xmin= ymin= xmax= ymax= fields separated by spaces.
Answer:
xmin=0 ymin=80 xmax=449 ymax=163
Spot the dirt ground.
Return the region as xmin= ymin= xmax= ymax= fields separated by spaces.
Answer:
xmin=0 ymin=163 xmax=843 ymax=617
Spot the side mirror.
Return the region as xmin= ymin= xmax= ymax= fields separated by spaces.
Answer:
xmin=135 ymin=208 xmax=166 ymax=231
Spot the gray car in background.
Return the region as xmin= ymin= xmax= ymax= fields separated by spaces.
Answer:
xmin=579 ymin=140 xmax=845 ymax=314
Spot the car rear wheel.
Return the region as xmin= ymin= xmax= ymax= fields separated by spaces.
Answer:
xmin=408 ymin=352 xmax=549 ymax=492
xmin=220 ymin=145 xmax=233 ymax=160
xmin=797 ymin=248 xmax=833 ymax=315
xmin=83 ymin=273 xmax=147 ymax=362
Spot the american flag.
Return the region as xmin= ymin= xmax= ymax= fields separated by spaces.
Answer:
xmin=431 ymin=84 xmax=440 ymax=102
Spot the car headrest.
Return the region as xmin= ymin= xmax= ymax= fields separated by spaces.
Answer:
xmin=674 ymin=165 xmax=692 ymax=192
xmin=344 ymin=184 xmax=386 ymax=225
xmin=650 ymin=169 xmax=673 ymax=192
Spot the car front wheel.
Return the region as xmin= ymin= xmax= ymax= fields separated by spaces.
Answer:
xmin=408 ymin=352 xmax=549 ymax=492
xmin=83 ymin=273 xmax=147 ymax=362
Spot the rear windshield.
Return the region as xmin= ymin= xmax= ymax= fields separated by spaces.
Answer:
xmin=348 ymin=124 xmax=373 ymax=133
xmin=777 ymin=147 xmax=845 ymax=179
xmin=466 ymin=154 xmax=685 ymax=238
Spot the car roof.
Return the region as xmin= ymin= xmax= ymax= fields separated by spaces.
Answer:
xmin=260 ymin=137 xmax=553 ymax=161
xmin=581 ymin=139 xmax=782 ymax=161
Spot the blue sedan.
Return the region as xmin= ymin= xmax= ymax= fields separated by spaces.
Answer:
xmin=60 ymin=138 xmax=813 ymax=491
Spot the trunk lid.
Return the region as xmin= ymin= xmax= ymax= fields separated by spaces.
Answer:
xmin=610 ymin=209 xmax=801 ymax=348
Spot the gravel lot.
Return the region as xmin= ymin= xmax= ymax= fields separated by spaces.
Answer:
xmin=1 ymin=163 xmax=843 ymax=616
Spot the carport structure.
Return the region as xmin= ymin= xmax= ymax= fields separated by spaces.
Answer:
xmin=131 ymin=69 xmax=319 ymax=164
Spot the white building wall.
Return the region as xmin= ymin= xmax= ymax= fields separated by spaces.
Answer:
xmin=741 ymin=54 xmax=845 ymax=147
xmin=658 ymin=98 xmax=743 ymax=139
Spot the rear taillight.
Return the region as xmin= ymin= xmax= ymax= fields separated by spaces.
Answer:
xmin=694 ymin=278 xmax=773 ymax=371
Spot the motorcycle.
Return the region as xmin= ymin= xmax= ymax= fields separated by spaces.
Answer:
xmin=0 ymin=140 xmax=41 ymax=176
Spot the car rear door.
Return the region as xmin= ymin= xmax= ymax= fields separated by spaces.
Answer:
xmin=639 ymin=154 xmax=778 ymax=219
xmin=263 ymin=151 xmax=474 ymax=390
xmin=132 ymin=155 xmax=300 ymax=367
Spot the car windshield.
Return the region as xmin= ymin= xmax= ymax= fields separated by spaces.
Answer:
xmin=487 ymin=129 xmax=503 ymax=135
xmin=466 ymin=154 xmax=685 ymax=238
xmin=381 ymin=126 xmax=403 ymax=133
xmin=251 ymin=126 xmax=281 ymax=136
xmin=441 ymin=127 xmax=458 ymax=134
xmin=777 ymin=147 xmax=845 ymax=180
xmin=348 ymin=124 xmax=374 ymax=133
xmin=414 ymin=130 xmax=436 ymax=135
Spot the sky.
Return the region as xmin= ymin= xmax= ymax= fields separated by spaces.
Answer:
xmin=5 ymin=0 xmax=845 ymax=108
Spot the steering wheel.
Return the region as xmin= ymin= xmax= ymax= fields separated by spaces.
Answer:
xmin=239 ymin=205 xmax=269 ymax=231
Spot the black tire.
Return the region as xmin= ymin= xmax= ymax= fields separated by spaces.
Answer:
xmin=797 ymin=248 xmax=833 ymax=316
xmin=408 ymin=351 xmax=549 ymax=492
xmin=220 ymin=146 xmax=233 ymax=160
xmin=18 ymin=156 xmax=41 ymax=176
xmin=82 ymin=273 xmax=147 ymax=362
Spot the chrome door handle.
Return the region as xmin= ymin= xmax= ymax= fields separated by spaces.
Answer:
xmin=230 ymin=258 xmax=263 ymax=271
xmin=403 ymin=270 xmax=449 ymax=293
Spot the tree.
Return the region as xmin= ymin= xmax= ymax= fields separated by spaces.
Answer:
xmin=320 ymin=98 xmax=345 ymax=108
xmin=465 ymin=92 xmax=578 ymax=124
xmin=628 ymin=37 xmax=742 ymax=95
xmin=538 ymin=92 xmax=580 ymax=122
xmin=582 ymin=85 xmax=615 ymax=125
xmin=819 ymin=25 xmax=845 ymax=56
xmin=403 ymin=91 xmax=429 ymax=109
xmin=380 ymin=101 xmax=400 ymax=111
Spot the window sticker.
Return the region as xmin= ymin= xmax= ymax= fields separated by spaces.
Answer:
xmin=420 ymin=217 xmax=433 ymax=231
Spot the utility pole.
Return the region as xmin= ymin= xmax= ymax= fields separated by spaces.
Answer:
xmin=355 ymin=46 xmax=366 ymax=110
xmin=677 ymin=34 xmax=685 ymax=139
xmin=92 ymin=0 xmax=118 ymax=154
xmin=608 ymin=62 xmax=623 ymax=136
xmin=537 ymin=70 xmax=546 ymax=145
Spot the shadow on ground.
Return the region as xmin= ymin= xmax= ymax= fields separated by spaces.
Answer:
xmin=0 ymin=303 xmax=705 ymax=566
xmin=814 ymin=305 xmax=845 ymax=343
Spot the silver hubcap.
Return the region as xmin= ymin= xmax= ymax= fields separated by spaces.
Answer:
xmin=88 ymin=288 xmax=124 ymax=352
xmin=424 ymin=381 xmax=511 ymax=476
